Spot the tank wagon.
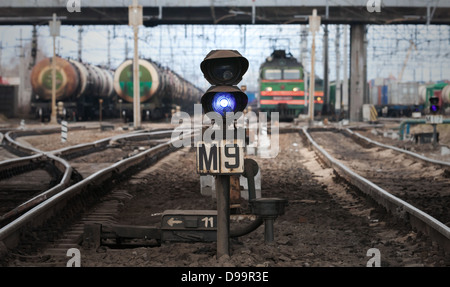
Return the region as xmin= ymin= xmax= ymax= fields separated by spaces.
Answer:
xmin=113 ymin=59 xmax=203 ymax=122
xmin=30 ymin=56 xmax=115 ymax=121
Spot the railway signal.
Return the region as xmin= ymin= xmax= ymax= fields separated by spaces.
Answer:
xmin=200 ymin=50 xmax=248 ymax=117
xmin=429 ymin=96 xmax=439 ymax=114
xmin=197 ymin=50 xmax=249 ymax=259
xmin=197 ymin=50 xmax=249 ymax=175
xmin=426 ymin=96 xmax=442 ymax=146
xmin=426 ymin=96 xmax=443 ymax=124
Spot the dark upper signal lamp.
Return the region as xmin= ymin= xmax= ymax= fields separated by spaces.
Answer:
xmin=200 ymin=50 xmax=249 ymax=117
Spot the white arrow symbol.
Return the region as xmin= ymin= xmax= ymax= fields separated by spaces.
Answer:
xmin=167 ymin=218 xmax=183 ymax=227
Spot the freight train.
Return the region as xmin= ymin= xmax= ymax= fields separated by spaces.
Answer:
xmin=30 ymin=57 xmax=202 ymax=122
xmin=113 ymin=59 xmax=202 ymax=122
xmin=30 ymin=56 xmax=115 ymax=121
xmin=368 ymin=79 xmax=450 ymax=117
xmin=258 ymin=50 xmax=323 ymax=121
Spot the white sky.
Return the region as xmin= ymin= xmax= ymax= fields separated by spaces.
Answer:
xmin=1 ymin=24 xmax=449 ymax=92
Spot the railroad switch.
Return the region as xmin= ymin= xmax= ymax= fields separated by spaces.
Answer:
xmin=82 ymin=198 xmax=288 ymax=249
xmin=83 ymin=157 xmax=287 ymax=250
xmin=83 ymin=210 xmax=219 ymax=249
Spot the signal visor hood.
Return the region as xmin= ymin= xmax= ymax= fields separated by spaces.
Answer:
xmin=200 ymin=50 xmax=249 ymax=86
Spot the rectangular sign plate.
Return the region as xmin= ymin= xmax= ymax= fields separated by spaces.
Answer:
xmin=196 ymin=139 xmax=244 ymax=175
xmin=425 ymin=115 xmax=443 ymax=124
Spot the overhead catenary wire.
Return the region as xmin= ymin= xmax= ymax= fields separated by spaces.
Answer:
xmin=0 ymin=24 xmax=448 ymax=88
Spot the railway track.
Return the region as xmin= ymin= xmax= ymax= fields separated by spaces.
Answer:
xmin=1 ymin=124 xmax=449 ymax=267
xmin=74 ymin=128 xmax=448 ymax=267
xmin=51 ymin=130 xmax=175 ymax=179
xmin=0 ymin=129 xmax=73 ymax=227
xmin=304 ymin=126 xmax=450 ymax=253
xmin=0 ymin=133 xmax=20 ymax=161
xmin=0 ymin=126 xmax=186 ymax=261
xmin=0 ymin=126 xmax=176 ymax=226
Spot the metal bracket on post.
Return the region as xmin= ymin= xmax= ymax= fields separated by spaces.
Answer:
xmin=242 ymin=158 xmax=259 ymax=201
xmin=250 ymin=198 xmax=288 ymax=243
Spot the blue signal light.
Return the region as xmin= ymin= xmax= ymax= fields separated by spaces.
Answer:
xmin=429 ymin=97 xmax=440 ymax=114
xmin=212 ymin=92 xmax=236 ymax=116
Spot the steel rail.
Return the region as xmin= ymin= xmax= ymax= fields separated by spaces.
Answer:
xmin=4 ymin=126 xmax=85 ymax=155
xmin=345 ymin=127 xmax=450 ymax=168
xmin=50 ymin=130 xmax=174 ymax=159
xmin=0 ymin=154 xmax=73 ymax=224
xmin=1 ymin=127 xmax=175 ymax=225
xmin=0 ymin=127 xmax=171 ymax=229
xmin=0 ymin=130 xmax=190 ymax=249
xmin=302 ymin=127 xmax=450 ymax=253
xmin=0 ymin=129 xmax=74 ymax=225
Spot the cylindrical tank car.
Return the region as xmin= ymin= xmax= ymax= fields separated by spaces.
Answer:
xmin=113 ymin=58 xmax=202 ymax=122
xmin=30 ymin=56 xmax=115 ymax=121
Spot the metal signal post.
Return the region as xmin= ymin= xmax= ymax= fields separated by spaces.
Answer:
xmin=197 ymin=50 xmax=248 ymax=258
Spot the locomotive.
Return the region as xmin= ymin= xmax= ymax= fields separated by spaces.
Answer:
xmin=258 ymin=50 xmax=323 ymax=121
xmin=30 ymin=56 xmax=115 ymax=121
xmin=113 ymin=58 xmax=202 ymax=122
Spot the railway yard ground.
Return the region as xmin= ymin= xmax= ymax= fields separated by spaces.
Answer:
xmin=0 ymin=117 xmax=449 ymax=268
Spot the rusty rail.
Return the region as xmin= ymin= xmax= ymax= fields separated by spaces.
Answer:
xmin=345 ymin=127 xmax=450 ymax=168
xmin=0 ymin=129 xmax=190 ymax=249
xmin=0 ymin=129 xmax=74 ymax=225
xmin=302 ymin=126 xmax=450 ymax=253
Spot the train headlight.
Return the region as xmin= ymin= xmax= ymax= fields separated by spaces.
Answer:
xmin=265 ymin=87 xmax=272 ymax=92
xmin=293 ymin=87 xmax=299 ymax=92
